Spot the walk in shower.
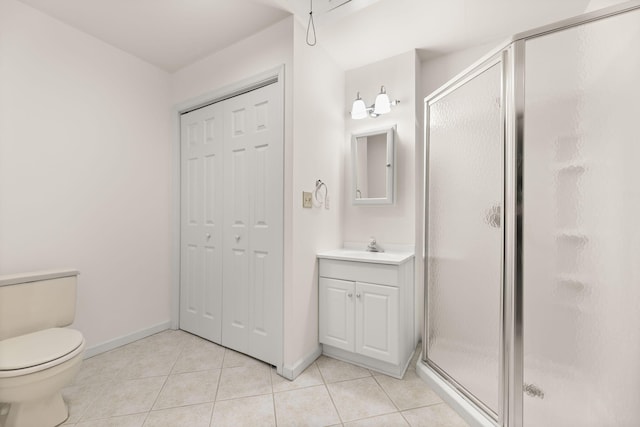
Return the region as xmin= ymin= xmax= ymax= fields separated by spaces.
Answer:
xmin=418 ymin=3 xmax=640 ymax=426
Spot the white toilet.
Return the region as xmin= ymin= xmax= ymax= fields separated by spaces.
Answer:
xmin=0 ymin=270 xmax=85 ymax=427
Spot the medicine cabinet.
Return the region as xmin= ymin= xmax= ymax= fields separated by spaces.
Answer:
xmin=351 ymin=126 xmax=395 ymax=205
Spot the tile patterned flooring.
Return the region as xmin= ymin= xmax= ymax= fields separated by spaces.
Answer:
xmin=62 ymin=330 xmax=469 ymax=426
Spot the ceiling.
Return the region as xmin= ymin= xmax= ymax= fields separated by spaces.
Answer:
xmin=18 ymin=0 xmax=596 ymax=72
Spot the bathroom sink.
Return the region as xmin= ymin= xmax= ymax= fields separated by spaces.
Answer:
xmin=316 ymin=248 xmax=414 ymax=265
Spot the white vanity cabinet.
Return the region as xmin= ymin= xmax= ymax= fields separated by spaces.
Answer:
xmin=317 ymin=249 xmax=415 ymax=379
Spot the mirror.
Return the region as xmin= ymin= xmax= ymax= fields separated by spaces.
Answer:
xmin=352 ymin=126 xmax=395 ymax=205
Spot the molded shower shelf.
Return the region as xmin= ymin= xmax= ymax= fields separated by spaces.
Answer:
xmin=555 ymin=161 xmax=586 ymax=173
xmin=556 ymin=275 xmax=589 ymax=292
xmin=553 ymin=275 xmax=592 ymax=313
xmin=556 ymin=230 xmax=588 ymax=242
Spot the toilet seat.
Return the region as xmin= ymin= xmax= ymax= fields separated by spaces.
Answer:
xmin=0 ymin=328 xmax=85 ymax=377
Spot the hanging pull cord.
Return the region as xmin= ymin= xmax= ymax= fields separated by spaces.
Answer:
xmin=306 ymin=0 xmax=317 ymax=46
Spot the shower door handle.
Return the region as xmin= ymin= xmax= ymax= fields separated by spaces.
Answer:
xmin=485 ymin=205 xmax=501 ymax=228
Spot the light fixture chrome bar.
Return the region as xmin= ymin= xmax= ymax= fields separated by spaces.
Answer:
xmin=350 ymin=86 xmax=399 ymax=119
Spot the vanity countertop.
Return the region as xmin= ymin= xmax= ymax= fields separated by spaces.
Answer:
xmin=317 ymin=248 xmax=414 ymax=265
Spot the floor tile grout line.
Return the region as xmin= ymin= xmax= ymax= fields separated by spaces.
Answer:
xmin=140 ymin=410 xmax=151 ymax=427
xmin=322 ymin=373 xmax=372 ymax=386
xmin=143 ymin=331 xmax=185 ymax=421
xmin=322 ymin=382 xmax=344 ymax=425
xmin=399 ymin=408 xmax=413 ymax=426
xmin=271 ymin=389 xmax=278 ymax=427
xmin=372 ymin=374 xmax=401 ymax=412
xmin=64 ymin=378 xmax=110 ymax=424
xmin=73 ymin=379 xmax=125 ymax=423
xmin=75 ymin=410 xmax=149 ymax=426
xmin=267 ymin=359 xmax=278 ymax=427
xmin=135 ymin=332 xmax=172 ymax=424
xmin=345 ymin=411 xmax=404 ymax=426
xmin=207 ymin=362 xmax=224 ymax=427
xmin=271 ymin=380 xmax=326 ymax=395
xmin=316 ymin=359 xmax=347 ymax=425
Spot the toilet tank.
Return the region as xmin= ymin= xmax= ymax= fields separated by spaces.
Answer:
xmin=0 ymin=270 xmax=79 ymax=341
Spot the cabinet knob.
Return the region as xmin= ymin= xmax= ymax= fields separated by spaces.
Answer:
xmin=205 ymin=233 xmax=211 ymax=240
xmin=347 ymin=293 xmax=353 ymax=298
xmin=235 ymin=235 xmax=241 ymax=242
xmin=356 ymin=293 xmax=361 ymax=298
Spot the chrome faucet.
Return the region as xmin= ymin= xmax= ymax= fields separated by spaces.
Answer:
xmin=366 ymin=237 xmax=381 ymax=252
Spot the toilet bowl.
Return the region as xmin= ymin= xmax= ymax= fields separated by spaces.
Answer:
xmin=0 ymin=270 xmax=85 ymax=427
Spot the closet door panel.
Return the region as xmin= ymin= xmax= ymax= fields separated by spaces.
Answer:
xmin=247 ymin=84 xmax=283 ymax=365
xmin=223 ymin=112 xmax=251 ymax=353
xmin=180 ymin=103 xmax=224 ymax=343
xmin=222 ymin=82 xmax=283 ymax=365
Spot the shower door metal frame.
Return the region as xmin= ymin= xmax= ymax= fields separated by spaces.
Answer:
xmin=503 ymin=40 xmax=524 ymax=427
xmin=423 ymin=52 xmax=507 ymax=425
xmin=422 ymin=2 xmax=640 ymax=427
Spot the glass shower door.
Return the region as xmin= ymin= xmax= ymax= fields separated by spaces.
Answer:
xmin=425 ymin=61 xmax=503 ymax=417
xmin=522 ymin=7 xmax=640 ymax=427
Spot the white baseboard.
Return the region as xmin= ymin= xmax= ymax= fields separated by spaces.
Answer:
xmin=280 ymin=345 xmax=322 ymax=380
xmin=83 ymin=321 xmax=172 ymax=359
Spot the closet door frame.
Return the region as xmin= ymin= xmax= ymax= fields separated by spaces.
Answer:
xmin=170 ymin=66 xmax=286 ymax=374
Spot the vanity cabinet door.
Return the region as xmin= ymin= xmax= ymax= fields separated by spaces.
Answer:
xmin=319 ymin=278 xmax=355 ymax=352
xmin=355 ymin=282 xmax=399 ymax=364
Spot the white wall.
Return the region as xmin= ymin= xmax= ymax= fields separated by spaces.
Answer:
xmin=413 ymin=54 xmax=424 ymax=340
xmin=289 ymin=20 xmax=344 ymax=370
xmin=344 ymin=51 xmax=418 ymax=247
xmin=421 ymin=42 xmax=498 ymax=99
xmin=170 ymin=18 xmax=294 ymax=107
xmin=585 ymin=0 xmax=627 ymax=12
xmin=0 ymin=0 xmax=172 ymax=351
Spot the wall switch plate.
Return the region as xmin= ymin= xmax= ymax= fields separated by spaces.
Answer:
xmin=302 ymin=192 xmax=312 ymax=208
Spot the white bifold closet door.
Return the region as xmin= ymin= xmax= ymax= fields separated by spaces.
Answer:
xmin=180 ymin=82 xmax=283 ymax=367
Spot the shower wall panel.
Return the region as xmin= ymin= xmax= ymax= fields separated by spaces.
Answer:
xmin=522 ymin=7 xmax=640 ymax=427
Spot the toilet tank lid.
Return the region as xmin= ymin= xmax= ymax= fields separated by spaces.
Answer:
xmin=0 ymin=269 xmax=79 ymax=287
xmin=0 ymin=328 xmax=84 ymax=371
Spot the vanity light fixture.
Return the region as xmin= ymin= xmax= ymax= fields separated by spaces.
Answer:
xmin=351 ymin=92 xmax=368 ymax=119
xmin=350 ymin=86 xmax=399 ymax=119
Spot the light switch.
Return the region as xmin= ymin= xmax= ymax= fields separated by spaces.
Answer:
xmin=302 ymin=192 xmax=313 ymax=208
